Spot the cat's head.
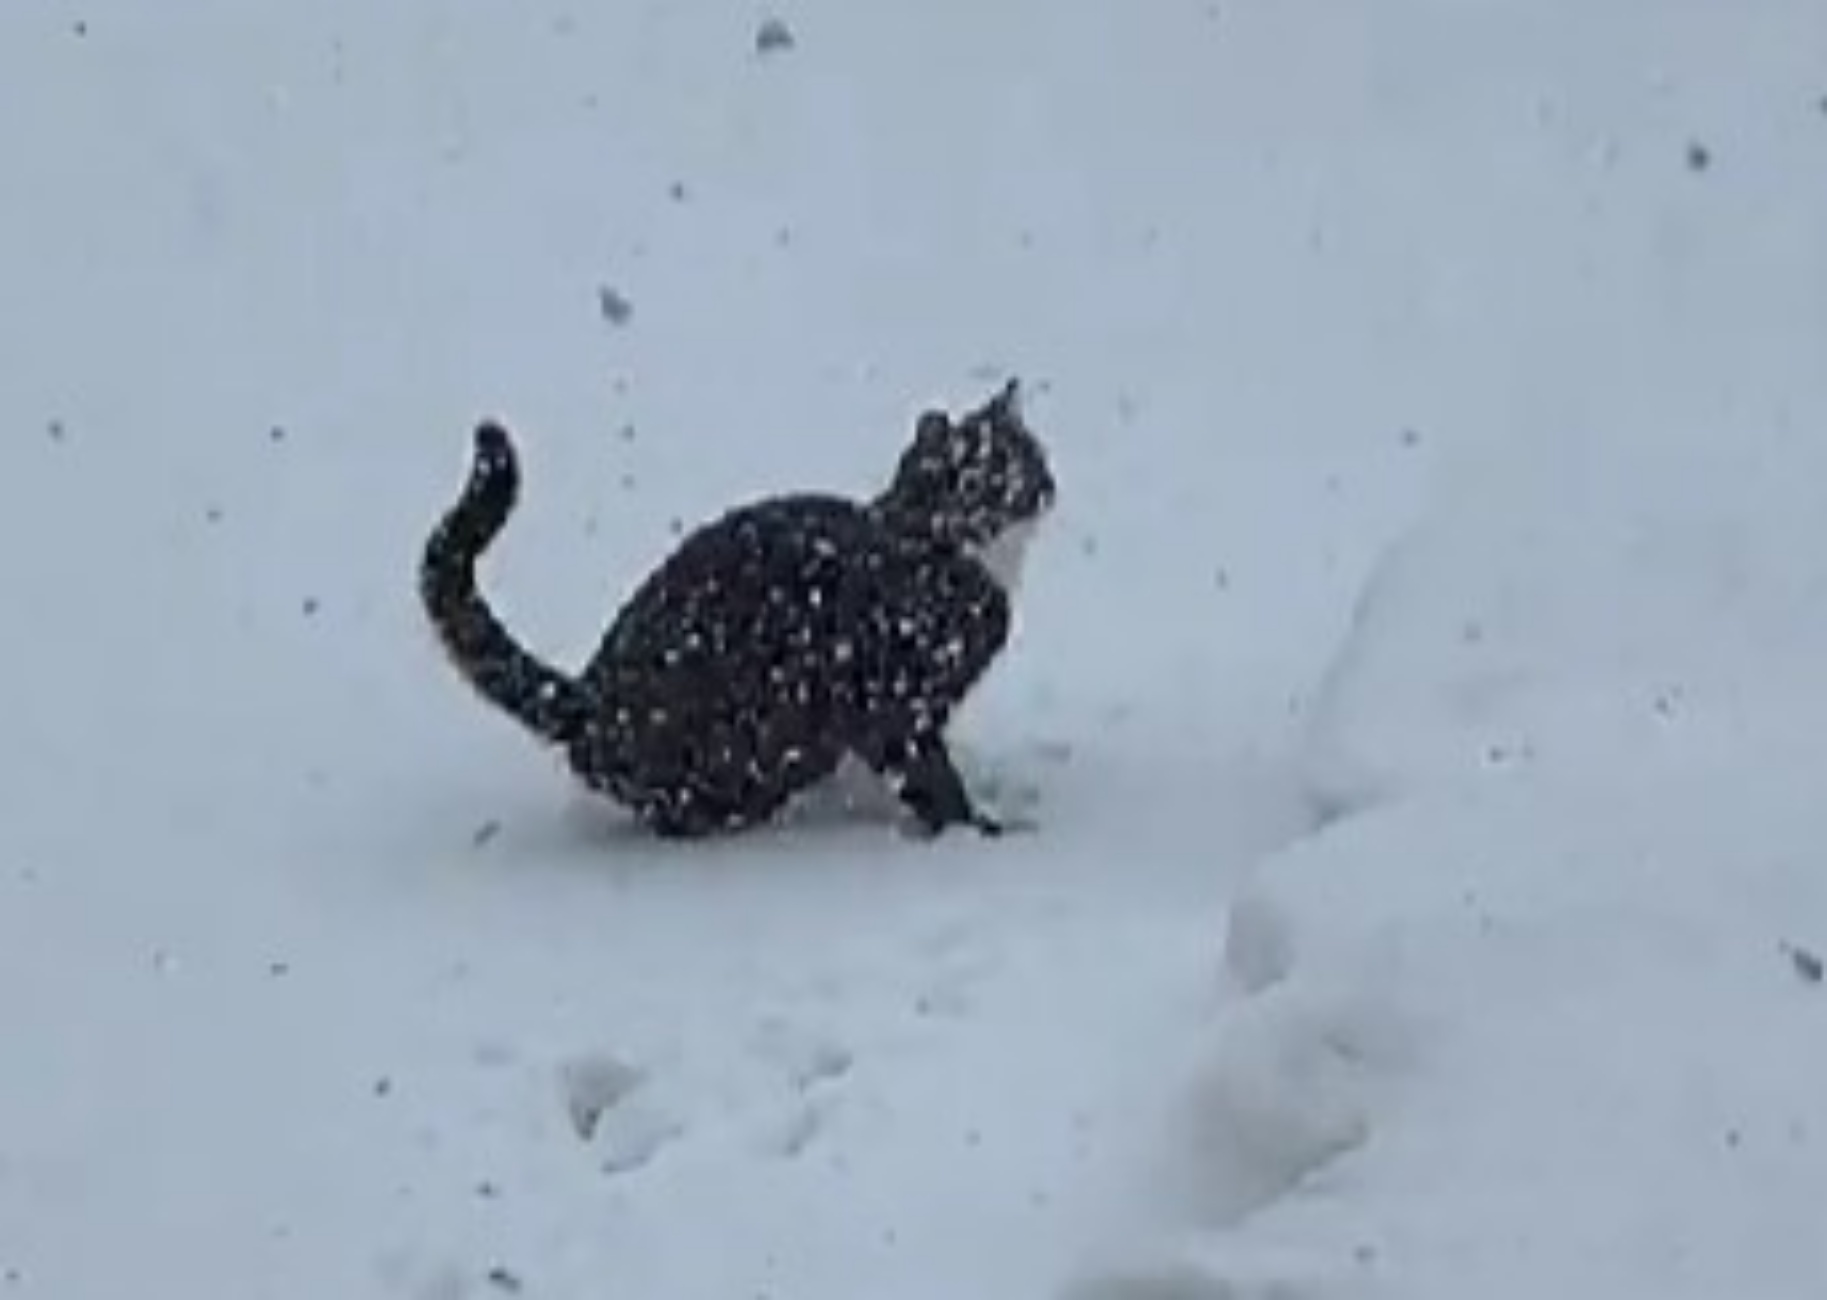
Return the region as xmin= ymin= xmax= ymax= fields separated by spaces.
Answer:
xmin=877 ymin=379 xmax=1057 ymax=584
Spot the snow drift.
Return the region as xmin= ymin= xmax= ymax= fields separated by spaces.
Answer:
xmin=1077 ymin=355 xmax=1827 ymax=1299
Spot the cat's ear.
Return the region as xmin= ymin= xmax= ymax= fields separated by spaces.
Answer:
xmin=984 ymin=377 xmax=1023 ymax=422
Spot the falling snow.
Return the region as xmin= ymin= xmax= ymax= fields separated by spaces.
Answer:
xmin=7 ymin=5 xmax=1827 ymax=1299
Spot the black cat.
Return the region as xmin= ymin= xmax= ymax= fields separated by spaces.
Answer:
xmin=419 ymin=379 xmax=1056 ymax=840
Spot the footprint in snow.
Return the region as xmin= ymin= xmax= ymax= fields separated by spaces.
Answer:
xmin=906 ymin=913 xmax=1011 ymax=1022
xmin=762 ymin=1092 xmax=846 ymax=1160
xmin=745 ymin=1018 xmax=858 ymax=1160
xmin=597 ymin=1103 xmax=687 ymax=1175
xmin=557 ymin=1052 xmax=685 ymax=1175
xmin=748 ymin=1016 xmax=855 ymax=1091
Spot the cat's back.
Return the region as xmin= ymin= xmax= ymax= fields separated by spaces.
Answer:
xmin=582 ymin=491 xmax=885 ymax=676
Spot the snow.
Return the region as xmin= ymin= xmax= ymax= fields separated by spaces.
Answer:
xmin=4 ymin=1 xmax=1826 ymax=1298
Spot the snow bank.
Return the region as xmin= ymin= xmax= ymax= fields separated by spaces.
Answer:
xmin=1303 ymin=415 xmax=1827 ymax=818
xmin=1072 ymin=280 xmax=1827 ymax=1294
xmin=1293 ymin=0 xmax=1827 ymax=820
xmin=1080 ymin=768 xmax=1827 ymax=1300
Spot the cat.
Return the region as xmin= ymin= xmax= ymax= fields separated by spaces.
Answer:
xmin=419 ymin=379 xmax=1056 ymax=840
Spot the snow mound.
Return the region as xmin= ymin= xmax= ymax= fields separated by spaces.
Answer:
xmin=1304 ymin=415 xmax=1827 ymax=818
xmin=1111 ymin=770 xmax=1827 ymax=1300
xmin=1073 ymin=373 xmax=1827 ymax=1296
xmin=1077 ymin=769 xmax=1827 ymax=1299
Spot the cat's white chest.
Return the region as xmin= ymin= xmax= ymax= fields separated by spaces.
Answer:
xmin=970 ymin=518 xmax=1040 ymax=596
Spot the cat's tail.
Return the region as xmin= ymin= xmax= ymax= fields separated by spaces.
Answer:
xmin=419 ymin=421 xmax=590 ymax=747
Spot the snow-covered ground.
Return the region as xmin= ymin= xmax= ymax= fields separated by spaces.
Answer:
xmin=4 ymin=2 xmax=1825 ymax=1297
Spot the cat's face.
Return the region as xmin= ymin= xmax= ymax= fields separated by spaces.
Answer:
xmin=882 ymin=379 xmax=1057 ymax=564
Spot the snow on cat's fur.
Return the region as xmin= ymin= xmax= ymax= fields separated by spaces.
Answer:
xmin=420 ymin=380 xmax=1056 ymax=839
